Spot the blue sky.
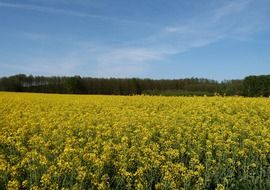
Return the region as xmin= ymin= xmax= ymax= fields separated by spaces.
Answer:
xmin=0 ymin=0 xmax=270 ymax=80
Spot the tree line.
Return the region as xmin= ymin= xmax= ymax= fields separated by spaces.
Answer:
xmin=0 ymin=74 xmax=269 ymax=97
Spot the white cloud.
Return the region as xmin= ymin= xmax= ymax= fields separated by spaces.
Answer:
xmin=0 ymin=2 xmax=100 ymax=19
xmin=0 ymin=1 xmax=137 ymax=24
xmin=2 ymin=0 xmax=269 ymax=77
xmin=20 ymin=32 xmax=50 ymax=41
xmin=1 ymin=47 xmax=98 ymax=76
xmin=155 ymin=0 xmax=261 ymax=50
xmin=92 ymin=0 xmax=267 ymax=76
xmin=97 ymin=48 xmax=163 ymax=63
xmin=94 ymin=48 xmax=166 ymax=77
xmin=164 ymin=26 xmax=193 ymax=34
xmin=213 ymin=0 xmax=252 ymax=21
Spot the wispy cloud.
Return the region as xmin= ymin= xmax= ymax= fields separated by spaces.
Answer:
xmin=1 ymin=57 xmax=77 ymax=76
xmin=20 ymin=32 xmax=50 ymax=41
xmin=95 ymin=48 xmax=166 ymax=77
xmin=0 ymin=1 xmax=145 ymax=24
xmin=160 ymin=0 xmax=256 ymax=42
xmin=2 ymin=0 xmax=269 ymax=77
xmin=1 ymin=46 xmax=98 ymax=76
xmin=213 ymin=0 xmax=251 ymax=21
xmin=92 ymin=0 xmax=268 ymax=76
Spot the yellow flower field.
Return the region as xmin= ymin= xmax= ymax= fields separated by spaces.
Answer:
xmin=1 ymin=92 xmax=270 ymax=190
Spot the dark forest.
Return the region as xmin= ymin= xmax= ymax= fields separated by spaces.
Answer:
xmin=0 ymin=74 xmax=269 ymax=97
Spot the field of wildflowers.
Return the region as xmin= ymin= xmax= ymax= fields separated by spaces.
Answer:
xmin=1 ymin=92 xmax=270 ymax=189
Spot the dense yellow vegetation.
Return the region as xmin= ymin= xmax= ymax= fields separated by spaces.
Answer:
xmin=1 ymin=92 xmax=270 ymax=189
